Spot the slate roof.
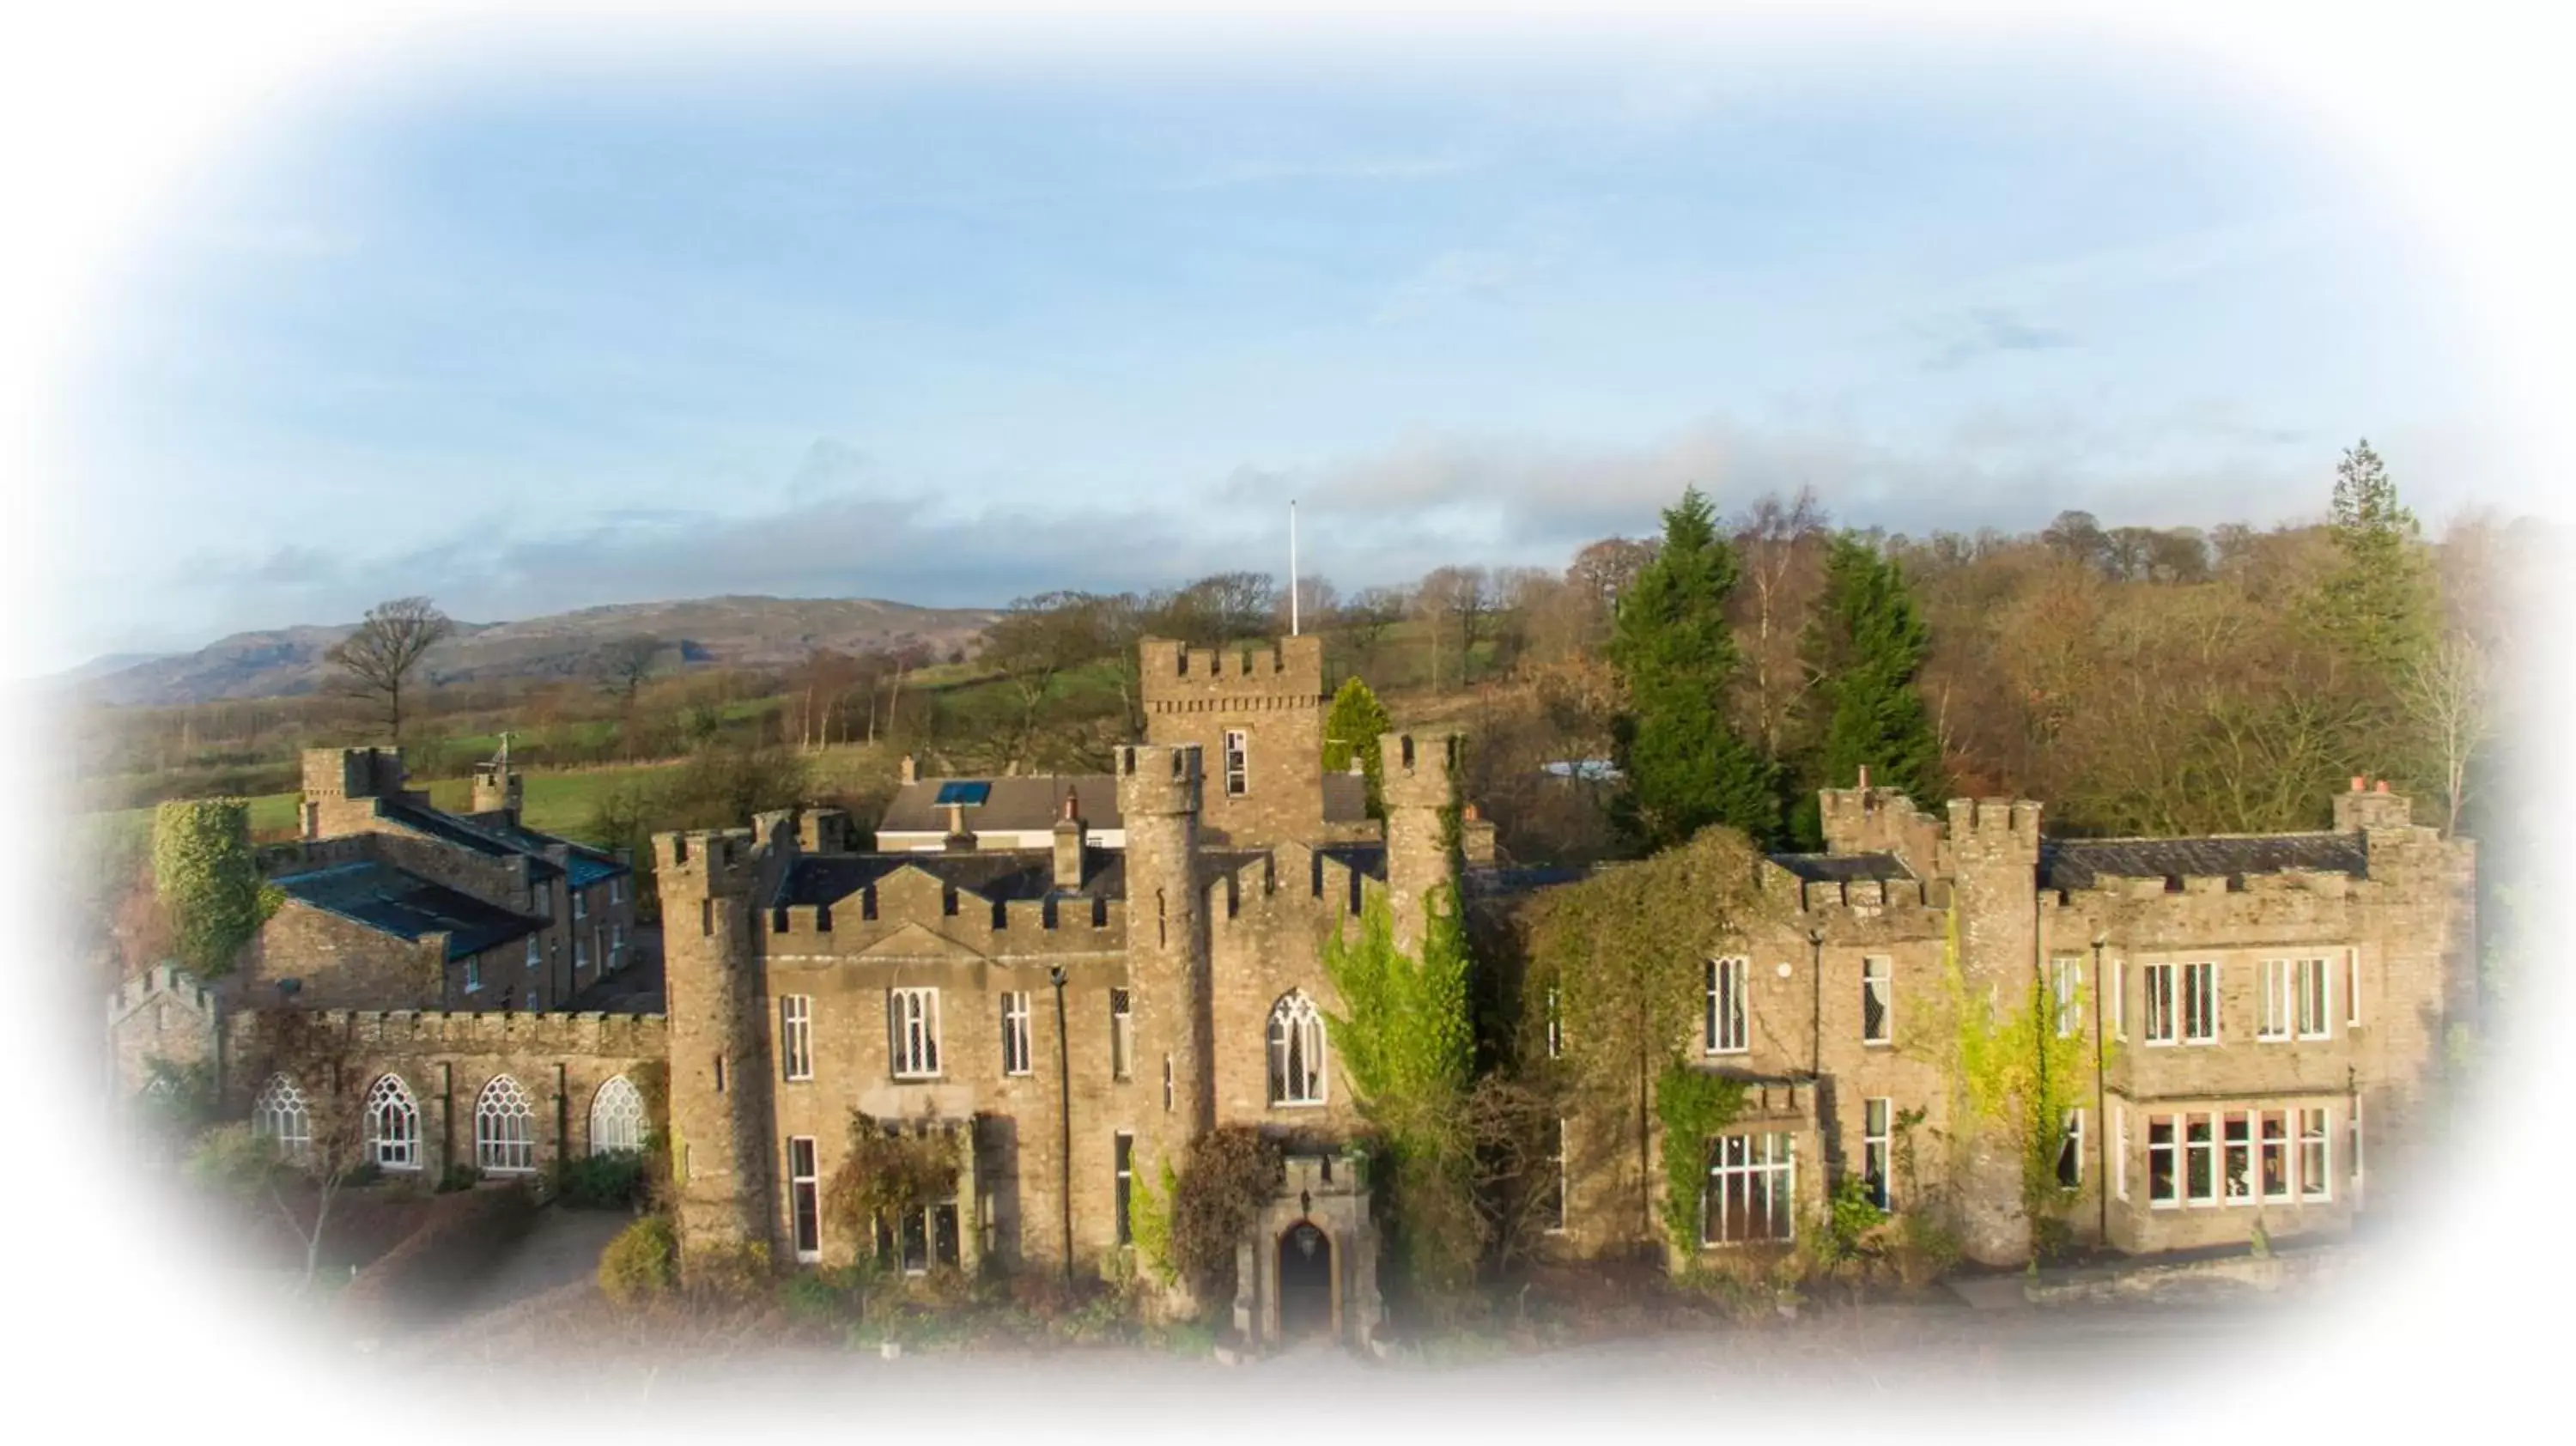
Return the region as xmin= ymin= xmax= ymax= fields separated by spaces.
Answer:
xmin=2038 ymin=833 xmax=2367 ymax=891
xmin=878 ymin=772 xmax=1371 ymax=834
xmin=1767 ymin=852 xmax=1914 ymax=884
xmin=272 ymin=860 xmax=546 ymax=960
xmin=467 ymin=814 xmax=630 ymax=887
xmin=377 ymin=801 xmax=565 ymax=882
xmin=773 ymin=848 xmax=1129 ymax=909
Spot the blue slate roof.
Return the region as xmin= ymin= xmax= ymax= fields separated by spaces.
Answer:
xmin=377 ymin=801 xmax=565 ymax=882
xmin=272 ymin=860 xmax=547 ymax=961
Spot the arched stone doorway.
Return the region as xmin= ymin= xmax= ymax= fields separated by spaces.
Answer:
xmin=1276 ymin=1220 xmax=1334 ymax=1340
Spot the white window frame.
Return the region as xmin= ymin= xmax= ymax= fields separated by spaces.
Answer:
xmin=2345 ymin=948 xmax=2360 ymax=1028
xmin=2258 ymin=958 xmax=2293 ymax=1042
xmin=2295 ymin=957 xmax=2331 ymax=1040
xmin=2221 ymin=1111 xmax=2253 ymax=1204
xmin=2050 ymin=957 xmax=2082 ymax=1040
xmin=574 ymin=931 xmax=591 ymax=973
xmin=475 ymin=1074 xmax=538 ymax=1175
xmin=590 ymin=1075 xmax=647 ymax=1156
xmin=1267 ymin=992 xmax=1328 ymax=1107
xmin=1705 ymin=957 xmax=1748 ymax=1055
xmin=781 ymin=994 xmax=814 ymax=1082
xmin=788 ymin=1136 xmax=821 ymax=1263
xmin=1862 ymin=1097 xmax=1893 ymax=1211
xmin=889 ymin=987 xmax=942 ymax=1079
xmin=2057 ymin=1107 xmax=2085 ymax=1189
xmin=1223 ymin=729 xmax=1249 ymax=797
xmin=1114 ymin=1132 xmax=1135 ymax=1247
xmin=611 ymin=876 xmax=625 ymax=907
xmin=1109 ymin=987 xmax=1133 ymax=1082
xmin=1701 ymin=1131 xmax=1795 ymax=1246
xmin=465 ymin=957 xmax=483 ymax=994
xmin=1001 ymin=992 xmax=1033 ymax=1077
xmin=1861 ymin=957 xmax=1892 ymax=1046
xmin=2184 ymin=1114 xmax=2217 ymax=1206
xmin=2147 ymin=1115 xmax=2178 ymax=1208
xmin=2142 ymin=963 xmax=2177 ymax=1045
xmin=525 ymin=936 xmax=541 ymax=971
xmin=2299 ymin=1107 xmax=2331 ymax=1202
xmin=365 ymin=1074 xmax=421 ymax=1171
xmin=2258 ymin=1109 xmax=2291 ymax=1202
xmin=252 ymin=1074 xmax=313 ymax=1163
xmin=574 ymin=886 xmax=588 ymax=920
xmin=610 ymin=922 xmax=625 ymax=969
xmin=2182 ymin=961 xmax=2219 ymax=1045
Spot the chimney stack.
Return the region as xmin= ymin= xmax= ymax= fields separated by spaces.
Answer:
xmin=901 ymin=755 xmax=919 ymax=785
xmin=943 ymin=801 xmax=975 ymax=852
xmin=1857 ymin=764 xmax=1870 ymax=792
xmin=1053 ymin=787 xmax=1085 ymax=890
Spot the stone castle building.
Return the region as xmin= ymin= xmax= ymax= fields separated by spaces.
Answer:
xmin=106 ymin=633 xmax=2476 ymax=1344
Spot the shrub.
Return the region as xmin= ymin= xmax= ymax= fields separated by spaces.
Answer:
xmin=688 ymin=1238 xmax=774 ymax=1299
xmin=1168 ymin=1127 xmax=1283 ymax=1308
xmin=598 ymin=1215 xmax=678 ymax=1307
xmin=436 ymin=1163 xmax=481 ymax=1194
xmin=554 ymin=1150 xmax=647 ymax=1210
xmin=1890 ymin=1211 xmax=1963 ymax=1290
xmin=781 ymin=1270 xmax=847 ymax=1323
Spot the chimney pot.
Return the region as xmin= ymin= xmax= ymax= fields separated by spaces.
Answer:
xmin=2350 ymin=775 xmax=2365 ymax=793
xmin=1857 ymin=764 xmax=1870 ymax=791
xmin=2375 ymin=780 xmax=2390 ymax=794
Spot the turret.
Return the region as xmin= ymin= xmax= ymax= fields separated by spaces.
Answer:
xmin=1940 ymin=796 xmax=2045 ymax=1267
xmin=652 ymin=828 xmax=774 ymax=1270
xmin=1816 ymin=764 xmax=1941 ymax=872
xmin=1116 ymin=744 xmax=1213 ymax=1147
xmin=1139 ymin=634 xmax=1327 ymax=846
xmin=1381 ymin=729 xmax=1464 ymax=957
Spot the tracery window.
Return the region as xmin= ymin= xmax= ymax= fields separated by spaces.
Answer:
xmin=590 ymin=1075 xmax=647 ymax=1156
xmin=1267 ymin=992 xmax=1327 ymax=1107
xmin=476 ymin=1074 xmax=538 ymax=1174
xmin=365 ymin=1074 xmax=421 ymax=1170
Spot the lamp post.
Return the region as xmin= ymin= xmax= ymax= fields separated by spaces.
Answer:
xmin=1050 ymin=963 xmax=1072 ymax=1285
xmin=2091 ymin=933 xmax=2110 ymax=1243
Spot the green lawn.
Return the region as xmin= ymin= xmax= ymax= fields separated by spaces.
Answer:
xmin=81 ymin=762 xmax=683 ymax=849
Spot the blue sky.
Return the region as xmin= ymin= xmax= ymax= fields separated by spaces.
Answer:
xmin=46 ymin=34 xmax=2500 ymax=666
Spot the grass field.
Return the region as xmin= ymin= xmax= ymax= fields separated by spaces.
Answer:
xmin=82 ymin=761 xmax=686 ymax=851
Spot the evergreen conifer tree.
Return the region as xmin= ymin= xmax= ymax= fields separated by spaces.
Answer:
xmin=1606 ymin=486 xmax=1779 ymax=850
xmin=1320 ymin=676 xmax=1394 ymax=819
xmin=2310 ymin=440 xmax=2435 ymax=677
xmin=1786 ymin=532 xmax=1944 ymax=848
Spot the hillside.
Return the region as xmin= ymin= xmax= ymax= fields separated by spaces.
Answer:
xmin=76 ymin=596 xmax=1001 ymax=708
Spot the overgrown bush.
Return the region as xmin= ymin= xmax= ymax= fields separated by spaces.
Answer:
xmin=1890 ymin=1210 xmax=1963 ymax=1290
xmin=1169 ymin=1127 xmax=1284 ymax=1309
xmin=599 ymin=1214 xmax=678 ymax=1306
xmin=820 ymin=1113 xmax=961 ymax=1259
xmin=553 ymin=1149 xmax=647 ymax=1210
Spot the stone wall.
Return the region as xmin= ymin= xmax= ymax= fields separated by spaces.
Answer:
xmin=1139 ymin=635 xmax=1327 ymax=847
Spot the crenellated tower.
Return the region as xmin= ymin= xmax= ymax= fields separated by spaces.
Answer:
xmin=1139 ymin=635 xmax=1327 ymax=847
xmin=653 ymin=825 xmax=779 ymax=1268
xmin=1380 ymin=728 xmax=1464 ymax=958
xmin=1116 ymin=744 xmax=1215 ymax=1158
xmin=1941 ymin=797 xmax=2045 ymax=1266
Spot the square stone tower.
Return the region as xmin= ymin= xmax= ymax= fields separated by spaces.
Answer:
xmin=1139 ymin=635 xmax=1327 ymax=847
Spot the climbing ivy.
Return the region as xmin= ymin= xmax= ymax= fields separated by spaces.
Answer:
xmin=1651 ymin=1060 xmax=1746 ymax=1260
xmin=819 ymin=1113 xmax=962 ymax=1254
xmin=151 ymin=799 xmax=278 ymax=977
xmin=1129 ymin=1154 xmax=1180 ymax=1289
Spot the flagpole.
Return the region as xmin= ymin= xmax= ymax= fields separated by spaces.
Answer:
xmin=1290 ymin=499 xmax=1300 ymax=636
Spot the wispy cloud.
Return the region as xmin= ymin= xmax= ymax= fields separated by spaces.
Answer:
xmin=1911 ymin=306 xmax=2078 ymax=372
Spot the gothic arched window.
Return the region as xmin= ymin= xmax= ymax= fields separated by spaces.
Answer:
xmin=475 ymin=1074 xmax=537 ymax=1175
xmin=1267 ymin=993 xmax=1327 ymax=1107
xmin=365 ymin=1074 xmax=421 ymax=1171
xmin=590 ymin=1075 xmax=647 ymax=1156
xmin=251 ymin=1074 xmax=311 ymax=1163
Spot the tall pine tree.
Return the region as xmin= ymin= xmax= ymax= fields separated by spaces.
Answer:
xmin=1786 ymin=532 xmax=1944 ymax=848
xmin=2310 ymin=440 xmax=2436 ymax=677
xmin=1606 ymin=486 xmax=1779 ymax=851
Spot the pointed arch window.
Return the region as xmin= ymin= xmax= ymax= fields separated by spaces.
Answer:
xmin=590 ymin=1075 xmax=647 ymax=1156
xmin=252 ymin=1075 xmax=311 ymax=1163
xmin=1267 ymin=993 xmax=1327 ymax=1107
xmin=475 ymin=1075 xmax=538 ymax=1174
xmin=365 ymin=1074 xmax=422 ymax=1170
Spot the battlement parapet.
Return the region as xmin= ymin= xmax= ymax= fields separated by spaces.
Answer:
xmin=108 ymin=963 xmax=217 ymax=1023
xmin=235 ymin=1006 xmax=668 ymax=1058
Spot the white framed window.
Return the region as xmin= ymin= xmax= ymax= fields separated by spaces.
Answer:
xmin=611 ymin=876 xmax=625 ymax=907
xmin=526 ymin=936 xmax=541 ymax=971
xmin=575 ymin=933 xmax=591 ymax=972
xmin=1114 ymin=1133 xmax=1135 ymax=1246
xmin=2114 ymin=1104 xmax=2129 ymax=1201
xmin=2184 ymin=1115 xmax=2216 ymax=1205
xmin=1861 ymin=957 xmax=1892 ymax=1046
xmin=2296 ymin=957 xmax=2331 ymax=1039
xmin=1001 ymin=992 xmax=1032 ymax=1077
xmin=1545 ymin=1118 xmax=1569 ymax=1232
xmin=2345 ymin=948 xmax=2360 ymax=1028
xmin=889 ymin=987 xmax=942 ymax=1079
xmin=781 ymin=994 xmax=813 ymax=1082
xmin=2182 ymin=961 xmax=2218 ymax=1044
xmin=365 ymin=1074 xmax=420 ymax=1171
xmin=1702 ymin=1132 xmax=1795 ymax=1245
xmin=2221 ymin=1112 xmax=2253 ymax=1203
xmin=1267 ymin=992 xmax=1327 ymax=1106
xmin=1545 ymin=984 xmax=1563 ymax=1060
xmin=475 ymin=1075 xmax=538 ymax=1175
xmin=2148 ymin=1115 xmax=2177 ymax=1207
xmin=1223 ymin=729 xmax=1249 ymax=797
xmin=590 ymin=1075 xmax=647 ymax=1156
xmin=2142 ymin=963 xmax=2177 ymax=1045
xmin=1109 ymin=987 xmax=1133 ymax=1082
xmin=252 ymin=1075 xmax=311 ymax=1163
xmin=611 ymin=923 xmax=625 ymax=969
xmin=2050 ymin=957 xmax=2082 ymax=1039
xmin=1862 ymin=1098 xmax=1893 ymax=1210
xmin=2259 ymin=1110 xmax=2291 ymax=1201
xmin=465 ymin=957 xmax=483 ymax=994
xmin=1705 ymin=957 xmax=1748 ymax=1055
xmin=2299 ymin=1108 xmax=2331 ymax=1202
xmin=2057 ymin=1108 xmax=2085 ymax=1189
xmin=788 ymin=1137 xmax=821 ymax=1262
xmin=2258 ymin=959 xmax=2294 ymax=1041
xmin=574 ymin=886 xmax=589 ymax=920
xmin=2350 ymin=1096 xmax=2365 ymax=1196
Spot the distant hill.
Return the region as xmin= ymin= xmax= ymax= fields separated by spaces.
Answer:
xmin=76 ymin=596 xmax=1001 ymax=708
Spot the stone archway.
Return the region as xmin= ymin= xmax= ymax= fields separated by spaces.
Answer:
xmin=1276 ymin=1219 xmax=1334 ymax=1340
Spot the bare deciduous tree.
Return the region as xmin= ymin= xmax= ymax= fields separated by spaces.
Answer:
xmin=325 ymin=596 xmax=454 ymax=744
xmin=2402 ymin=631 xmax=2492 ymax=837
